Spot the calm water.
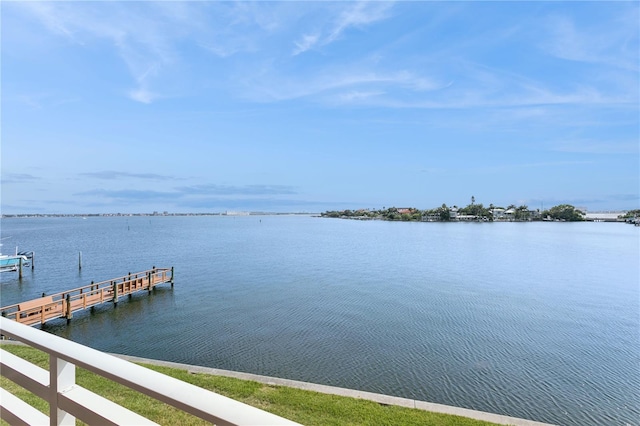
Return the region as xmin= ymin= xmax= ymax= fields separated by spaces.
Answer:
xmin=1 ymin=216 xmax=638 ymax=425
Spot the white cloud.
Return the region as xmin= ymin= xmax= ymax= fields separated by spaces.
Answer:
xmin=128 ymin=88 xmax=158 ymax=104
xmin=327 ymin=1 xmax=394 ymax=44
xmin=542 ymin=10 xmax=639 ymax=71
xmin=239 ymin=62 xmax=447 ymax=104
xmin=13 ymin=1 xmax=637 ymax=113
xmin=292 ymin=2 xmax=394 ymax=55
xmin=17 ymin=2 xmax=197 ymax=104
xmin=550 ymin=139 xmax=639 ymax=155
xmin=338 ymin=90 xmax=385 ymax=102
xmin=24 ymin=2 xmax=78 ymax=42
xmin=292 ymin=33 xmax=320 ymax=56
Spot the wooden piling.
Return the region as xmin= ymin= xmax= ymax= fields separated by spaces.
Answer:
xmin=65 ymin=294 xmax=72 ymax=320
xmin=113 ymin=281 xmax=118 ymax=305
xmin=18 ymin=257 xmax=23 ymax=279
xmin=79 ymin=251 xmax=82 ymax=270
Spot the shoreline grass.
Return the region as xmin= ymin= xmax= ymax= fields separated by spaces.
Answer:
xmin=1 ymin=344 xmax=499 ymax=425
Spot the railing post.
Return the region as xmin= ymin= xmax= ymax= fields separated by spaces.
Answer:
xmin=50 ymin=355 xmax=76 ymax=425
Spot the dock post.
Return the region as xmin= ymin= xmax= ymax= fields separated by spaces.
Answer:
xmin=78 ymin=252 xmax=82 ymax=270
xmin=148 ymin=271 xmax=152 ymax=294
xmin=31 ymin=252 xmax=35 ymax=270
xmin=65 ymin=294 xmax=72 ymax=320
xmin=171 ymin=266 xmax=174 ymax=288
xmin=113 ymin=281 xmax=118 ymax=305
xmin=19 ymin=257 xmax=23 ymax=279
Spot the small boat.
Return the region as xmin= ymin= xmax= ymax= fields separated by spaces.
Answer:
xmin=0 ymin=242 xmax=32 ymax=273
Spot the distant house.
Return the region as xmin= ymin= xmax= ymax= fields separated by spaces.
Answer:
xmin=491 ymin=208 xmax=506 ymax=220
xmin=449 ymin=207 xmax=459 ymax=220
xmin=397 ymin=208 xmax=413 ymax=215
xmin=423 ymin=213 xmax=440 ymax=221
xmin=528 ymin=209 xmax=541 ymax=220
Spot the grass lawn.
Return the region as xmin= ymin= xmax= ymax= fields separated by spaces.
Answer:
xmin=1 ymin=344 xmax=499 ymax=425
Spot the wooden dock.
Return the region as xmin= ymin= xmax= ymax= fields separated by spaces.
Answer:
xmin=0 ymin=267 xmax=173 ymax=327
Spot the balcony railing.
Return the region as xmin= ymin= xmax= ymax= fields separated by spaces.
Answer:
xmin=0 ymin=317 xmax=300 ymax=425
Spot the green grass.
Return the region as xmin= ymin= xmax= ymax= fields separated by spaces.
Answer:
xmin=1 ymin=344 xmax=498 ymax=425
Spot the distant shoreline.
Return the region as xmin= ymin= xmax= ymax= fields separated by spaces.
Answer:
xmin=0 ymin=212 xmax=317 ymax=218
xmin=1 ymin=211 xmax=637 ymax=224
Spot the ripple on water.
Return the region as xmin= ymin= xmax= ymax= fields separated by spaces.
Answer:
xmin=2 ymin=217 xmax=638 ymax=426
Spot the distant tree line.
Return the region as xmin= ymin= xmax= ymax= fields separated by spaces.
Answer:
xmin=541 ymin=204 xmax=586 ymax=221
xmin=321 ymin=201 xmax=588 ymax=222
xmin=619 ymin=209 xmax=640 ymax=219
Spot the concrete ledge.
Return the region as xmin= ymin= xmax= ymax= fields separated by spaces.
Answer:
xmin=113 ymin=353 xmax=555 ymax=426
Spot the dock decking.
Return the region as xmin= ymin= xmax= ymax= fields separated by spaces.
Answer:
xmin=0 ymin=267 xmax=173 ymax=326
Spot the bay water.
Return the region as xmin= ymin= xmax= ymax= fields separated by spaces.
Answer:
xmin=1 ymin=215 xmax=638 ymax=425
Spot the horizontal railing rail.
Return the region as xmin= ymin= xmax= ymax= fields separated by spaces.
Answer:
xmin=0 ymin=317 xmax=301 ymax=425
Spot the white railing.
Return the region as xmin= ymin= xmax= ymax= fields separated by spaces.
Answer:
xmin=0 ymin=317 xmax=301 ymax=426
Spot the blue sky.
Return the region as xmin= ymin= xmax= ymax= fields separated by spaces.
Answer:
xmin=2 ymin=1 xmax=638 ymax=214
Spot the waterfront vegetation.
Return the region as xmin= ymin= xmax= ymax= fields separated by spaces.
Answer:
xmin=322 ymin=201 xmax=592 ymax=222
xmin=619 ymin=209 xmax=640 ymax=219
xmin=1 ymin=344 xmax=498 ymax=426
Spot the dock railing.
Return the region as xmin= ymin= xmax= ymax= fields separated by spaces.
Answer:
xmin=0 ymin=317 xmax=301 ymax=425
xmin=1 ymin=268 xmax=173 ymax=326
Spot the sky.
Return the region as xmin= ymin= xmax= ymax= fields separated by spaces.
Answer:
xmin=1 ymin=1 xmax=638 ymax=214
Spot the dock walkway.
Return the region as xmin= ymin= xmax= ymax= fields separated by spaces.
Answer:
xmin=0 ymin=267 xmax=173 ymax=326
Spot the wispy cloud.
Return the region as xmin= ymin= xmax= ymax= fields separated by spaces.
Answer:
xmin=79 ymin=171 xmax=176 ymax=181
xmin=461 ymin=160 xmax=594 ymax=176
xmin=24 ymin=1 xmax=78 ymax=43
xmin=14 ymin=92 xmax=81 ymax=110
xmin=74 ymin=189 xmax=175 ymax=201
xmin=178 ymin=197 xmax=331 ymax=210
xmin=1 ymin=173 xmax=42 ymax=184
xmin=61 ymin=177 xmax=315 ymax=213
xmin=18 ymin=2 xmax=199 ymax=104
xmin=550 ymin=139 xmax=639 ymax=155
xmin=329 ymin=1 xmax=394 ymax=42
xmin=72 ymin=183 xmax=299 ymax=204
xmin=292 ymin=2 xmax=394 ymax=55
xmin=241 ymin=66 xmax=447 ymax=104
xmin=14 ymin=1 xmax=637 ymax=114
xmin=292 ymin=33 xmax=320 ymax=56
xmin=177 ymin=184 xmax=297 ymax=196
xmin=541 ymin=9 xmax=639 ymax=71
